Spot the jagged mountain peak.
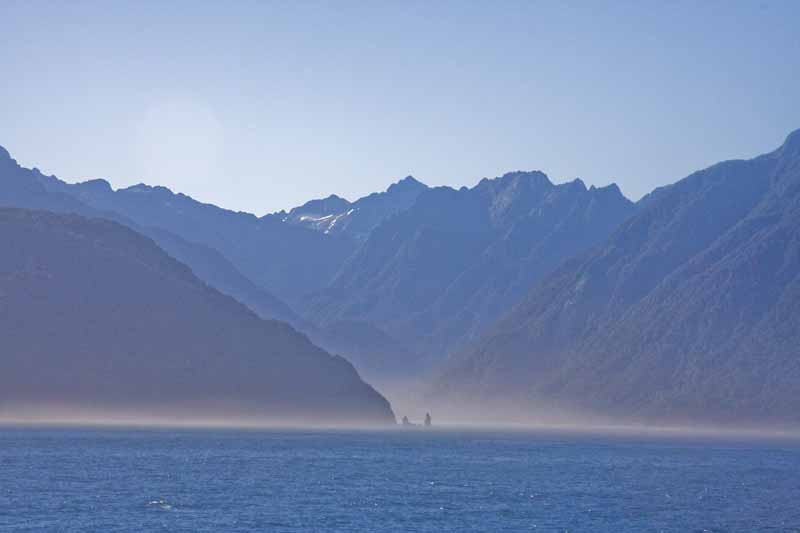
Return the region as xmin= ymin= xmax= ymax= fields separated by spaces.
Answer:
xmin=502 ymin=169 xmax=551 ymax=183
xmin=279 ymin=175 xmax=429 ymax=242
xmin=122 ymin=183 xmax=174 ymax=195
xmin=478 ymin=170 xmax=553 ymax=190
xmin=291 ymin=194 xmax=352 ymax=215
xmin=79 ymin=178 xmax=114 ymax=193
xmin=387 ymin=175 xmax=426 ymax=194
xmin=568 ymin=177 xmax=587 ymax=191
xmin=589 ymin=182 xmax=626 ymax=198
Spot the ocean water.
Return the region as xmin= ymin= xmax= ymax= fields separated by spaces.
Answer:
xmin=1 ymin=427 xmax=799 ymax=532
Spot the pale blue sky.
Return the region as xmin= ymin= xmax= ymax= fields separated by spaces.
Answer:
xmin=1 ymin=0 xmax=799 ymax=214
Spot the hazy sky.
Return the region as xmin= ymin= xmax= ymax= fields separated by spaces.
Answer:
xmin=1 ymin=0 xmax=799 ymax=214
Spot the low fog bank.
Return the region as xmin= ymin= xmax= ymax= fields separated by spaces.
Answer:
xmin=0 ymin=403 xmax=398 ymax=431
xmin=371 ymin=379 xmax=800 ymax=441
xmin=4 ymin=393 xmax=800 ymax=441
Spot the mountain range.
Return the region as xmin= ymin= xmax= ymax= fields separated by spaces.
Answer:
xmin=435 ymin=129 xmax=800 ymax=427
xmin=303 ymin=171 xmax=634 ymax=360
xmin=30 ymin=172 xmax=356 ymax=305
xmin=2 ymin=128 xmax=800 ymax=428
xmin=13 ymin=157 xmax=433 ymax=380
xmin=2 ymin=148 xmax=636 ymax=383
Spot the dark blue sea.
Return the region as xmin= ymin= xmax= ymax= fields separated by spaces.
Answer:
xmin=1 ymin=426 xmax=799 ymax=532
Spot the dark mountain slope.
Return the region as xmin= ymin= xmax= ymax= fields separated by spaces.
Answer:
xmin=305 ymin=171 xmax=635 ymax=359
xmin=144 ymin=226 xmax=305 ymax=327
xmin=310 ymin=320 xmax=426 ymax=382
xmin=0 ymin=208 xmax=394 ymax=425
xmin=438 ymin=129 xmax=800 ymax=427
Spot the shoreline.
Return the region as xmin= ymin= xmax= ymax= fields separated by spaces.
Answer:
xmin=3 ymin=416 xmax=800 ymax=444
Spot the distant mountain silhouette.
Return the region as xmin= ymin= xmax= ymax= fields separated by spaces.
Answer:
xmin=0 ymin=149 xmax=302 ymax=326
xmin=144 ymin=225 xmax=306 ymax=327
xmin=304 ymin=171 xmax=635 ymax=362
xmin=0 ymin=207 xmax=394 ymax=425
xmin=436 ymin=129 xmax=800 ymax=427
xmin=268 ymin=176 xmax=428 ymax=242
xmin=30 ymin=170 xmax=357 ymax=304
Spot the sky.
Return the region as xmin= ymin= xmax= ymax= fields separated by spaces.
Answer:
xmin=1 ymin=0 xmax=799 ymax=215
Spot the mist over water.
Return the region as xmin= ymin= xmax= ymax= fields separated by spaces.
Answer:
xmin=0 ymin=403 xmax=397 ymax=431
xmin=359 ymin=374 xmax=800 ymax=441
xmin=5 ymin=394 xmax=799 ymax=444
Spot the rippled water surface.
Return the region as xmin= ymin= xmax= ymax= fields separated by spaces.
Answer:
xmin=1 ymin=426 xmax=799 ymax=532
